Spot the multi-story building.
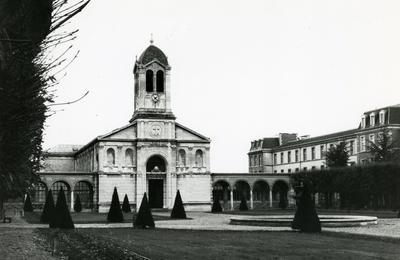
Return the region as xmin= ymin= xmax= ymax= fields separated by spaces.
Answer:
xmin=249 ymin=105 xmax=400 ymax=174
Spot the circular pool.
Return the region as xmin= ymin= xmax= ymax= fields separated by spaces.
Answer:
xmin=230 ymin=215 xmax=378 ymax=227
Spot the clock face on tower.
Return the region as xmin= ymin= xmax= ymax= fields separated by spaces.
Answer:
xmin=151 ymin=94 xmax=159 ymax=103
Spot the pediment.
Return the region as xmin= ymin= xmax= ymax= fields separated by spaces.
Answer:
xmin=99 ymin=123 xmax=136 ymax=140
xmin=175 ymin=122 xmax=210 ymax=142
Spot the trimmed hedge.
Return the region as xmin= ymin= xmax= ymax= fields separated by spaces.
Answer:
xmin=40 ymin=189 xmax=55 ymax=223
xmin=291 ymin=163 xmax=400 ymax=210
xmin=171 ymin=190 xmax=186 ymax=219
xmin=107 ymin=187 xmax=124 ymax=223
xmin=122 ymin=194 xmax=131 ymax=213
xmin=24 ymin=193 xmax=33 ymax=212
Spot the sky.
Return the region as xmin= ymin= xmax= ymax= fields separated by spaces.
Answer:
xmin=44 ymin=0 xmax=400 ymax=172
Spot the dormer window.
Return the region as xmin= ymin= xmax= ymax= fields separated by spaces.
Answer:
xmin=361 ymin=115 xmax=366 ymax=128
xmin=370 ymin=113 xmax=375 ymax=127
xmin=379 ymin=110 xmax=385 ymax=125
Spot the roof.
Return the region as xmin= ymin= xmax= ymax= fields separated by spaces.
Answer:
xmin=262 ymin=138 xmax=280 ymax=148
xmin=137 ymin=45 xmax=168 ymax=66
xmin=45 ymin=144 xmax=82 ymax=156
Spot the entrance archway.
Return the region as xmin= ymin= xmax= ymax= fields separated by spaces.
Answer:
xmin=146 ymin=155 xmax=166 ymax=172
xmin=146 ymin=155 xmax=167 ymax=208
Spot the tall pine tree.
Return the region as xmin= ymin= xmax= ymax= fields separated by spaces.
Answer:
xmin=122 ymin=194 xmax=131 ymax=213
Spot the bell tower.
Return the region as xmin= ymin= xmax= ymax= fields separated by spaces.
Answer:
xmin=131 ymin=42 xmax=175 ymax=122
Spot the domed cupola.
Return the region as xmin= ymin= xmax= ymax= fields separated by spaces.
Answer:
xmin=137 ymin=44 xmax=169 ymax=66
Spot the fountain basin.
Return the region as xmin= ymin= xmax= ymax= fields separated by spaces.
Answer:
xmin=230 ymin=215 xmax=378 ymax=227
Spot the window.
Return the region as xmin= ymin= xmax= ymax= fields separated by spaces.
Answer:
xmin=349 ymin=140 xmax=354 ymax=155
xmin=303 ymin=167 xmax=308 ymax=171
xmin=156 ymin=70 xmax=164 ymax=92
xmin=125 ymin=149 xmax=134 ymax=166
xmin=379 ymin=110 xmax=385 ymax=124
xmin=370 ymin=113 xmax=375 ymax=126
xmin=361 ymin=115 xmax=366 ymax=128
xmin=33 ymin=182 xmax=47 ymax=204
xmin=295 ymin=150 xmax=299 ymax=162
xmin=295 ymin=168 xmax=299 ymax=172
xmin=280 ymin=169 xmax=284 ymax=173
xmin=146 ymin=70 xmax=154 ymax=92
xmin=273 ymin=154 xmax=277 ymax=165
xmin=258 ymin=155 xmax=262 ymax=166
xmin=311 ymin=147 xmax=315 ymax=160
xmin=369 ymin=134 xmax=375 ymax=144
xmin=107 ymin=148 xmax=115 ymax=165
xmin=195 ymin=149 xmax=203 ymax=167
xmin=360 ymin=136 xmax=366 ymax=152
xmin=311 ymin=166 xmax=316 ymax=171
xmin=274 ymin=170 xmax=277 ymax=173
xmin=303 ymin=148 xmax=307 ymax=161
xmin=320 ymin=145 xmax=324 ymax=159
xmin=280 ymin=152 xmax=284 ymax=164
xmin=287 ymin=151 xmax=291 ymax=163
xmin=178 ymin=149 xmax=186 ymax=166
xmin=288 ymin=169 xmax=292 ymax=173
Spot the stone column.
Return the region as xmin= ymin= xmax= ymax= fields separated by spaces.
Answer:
xmin=71 ymin=190 xmax=74 ymax=211
xmin=250 ymin=189 xmax=254 ymax=209
xmin=230 ymin=190 xmax=234 ymax=210
xmin=269 ymin=189 xmax=273 ymax=208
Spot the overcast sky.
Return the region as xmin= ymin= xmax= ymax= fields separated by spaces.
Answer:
xmin=44 ymin=0 xmax=400 ymax=172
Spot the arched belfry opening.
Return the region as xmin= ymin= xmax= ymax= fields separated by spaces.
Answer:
xmin=156 ymin=70 xmax=164 ymax=92
xmin=146 ymin=70 xmax=153 ymax=92
xmin=146 ymin=155 xmax=166 ymax=172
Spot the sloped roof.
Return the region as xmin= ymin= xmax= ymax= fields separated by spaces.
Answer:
xmin=137 ymin=45 xmax=168 ymax=66
xmin=45 ymin=144 xmax=82 ymax=155
xmin=262 ymin=138 xmax=280 ymax=148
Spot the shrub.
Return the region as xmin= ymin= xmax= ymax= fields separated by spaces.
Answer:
xmin=211 ymin=196 xmax=222 ymax=213
xmin=278 ymin=192 xmax=288 ymax=209
xmin=291 ymin=184 xmax=321 ymax=233
xmin=122 ymin=194 xmax=131 ymax=213
xmin=107 ymin=187 xmax=124 ymax=223
xmin=49 ymin=187 xmax=74 ymax=229
xmin=23 ymin=193 xmax=33 ymax=212
xmin=40 ymin=189 xmax=55 ymax=223
xmin=133 ymin=192 xmax=154 ymax=229
xmin=171 ymin=190 xmax=187 ymax=219
xmin=239 ymin=194 xmax=248 ymax=211
xmin=74 ymin=194 xmax=82 ymax=213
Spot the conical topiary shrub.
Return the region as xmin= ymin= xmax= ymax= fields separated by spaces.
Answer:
xmin=74 ymin=194 xmax=82 ymax=213
xmin=171 ymin=190 xmax=187 ymax=219
xmin=24 ymin=193 xmax=34 ymax=212
xmin=122 ymin=194 xmax=131 ymax=213
xmin=40 ymin=189 xmax=55 ymax=223
xmin=279 ymin=192 xmax=288 ymax=210
xmin=211 ymin=196 xmax=222 ymax=213
xmin=107 ymin=187 xmax=124 ymax=223
xmin=239 ymin=194 xmax=248 ymax=211
xmin=291 ymin=184 xmax=321 ymax=233
xmin=133 ymin=192 xmax=155 ymax=229
xmin=49 ymin=187 xmax=74 ymax=229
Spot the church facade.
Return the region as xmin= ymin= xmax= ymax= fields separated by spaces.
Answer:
xmin=38 ymin=44 xmax=212 ymax=212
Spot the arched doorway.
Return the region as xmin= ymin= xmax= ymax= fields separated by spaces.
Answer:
xmin=212 ymin=180 xmax=231 ymax=210
xmin=146 ymin=155 xmax=167 ymax=208
xmin=233 ymin=180 xmax=250 ymax=200
xmin=52 ymin=181 xmax=71 ymax=206
xmin=272 ymin=180 xmax=289 ymax=208
xmin=74 ymin=181 xmax=93 ymax=210
xmin=253 ymin=180 xmax=270 ymax=209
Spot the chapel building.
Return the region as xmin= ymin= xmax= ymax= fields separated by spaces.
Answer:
xmin=37 ymin=43 xmax=212 ymax=212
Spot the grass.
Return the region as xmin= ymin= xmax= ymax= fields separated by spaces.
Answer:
xmin=36 ymin=228 xmax=400 ymax=260
xmin=24 ymin=211 xmax=170 ymax=224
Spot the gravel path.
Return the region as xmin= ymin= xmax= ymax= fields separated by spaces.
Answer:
xmin=0 ymin=228 xmax=59 ymax=260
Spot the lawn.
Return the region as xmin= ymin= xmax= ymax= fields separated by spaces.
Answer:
xmin=36 ymin=228 xmax=400 ymax=259
xmin=24 ymin=211 xmax=170 ymax=224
